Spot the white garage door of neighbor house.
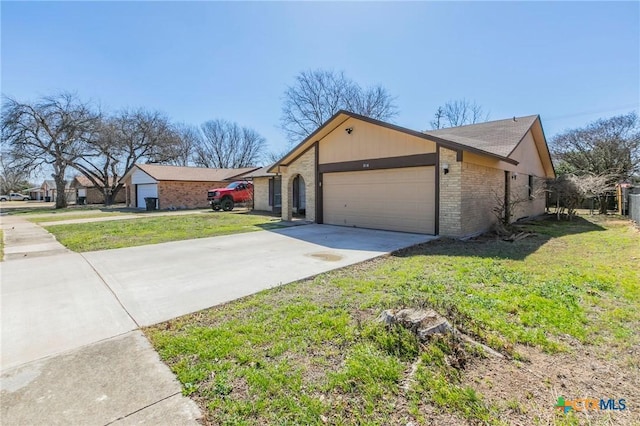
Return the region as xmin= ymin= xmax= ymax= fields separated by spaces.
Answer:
xmin=323 ymin=166 xmax=436 ymax=234
xmin=136 ymin=184 xmax=158 ymax=208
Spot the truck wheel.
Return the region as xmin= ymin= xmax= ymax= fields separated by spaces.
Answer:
xmin=221 ymin=198 xmax=234 ymax=211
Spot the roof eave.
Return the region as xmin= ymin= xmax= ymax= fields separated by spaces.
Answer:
xmin=423 ymin=133 xmax=520 ymax=165
xmin=269 ymin=110 xmax=520 ymax=171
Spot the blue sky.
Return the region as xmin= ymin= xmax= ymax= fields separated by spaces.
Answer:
xmin=2 ymin=1 xmax=639 ymax=163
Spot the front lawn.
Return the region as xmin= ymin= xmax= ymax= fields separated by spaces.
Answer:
xmin=146 ymin=215 xmax=640 ymax=425
xmin=28 ymin=211 xmax=138 ymax=223
xmin=45 ymin=212 xmax=282 ymax=252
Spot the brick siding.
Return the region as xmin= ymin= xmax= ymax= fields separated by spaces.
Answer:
xmin=157 ymin=181 xmax=227 ymax=209
xmin=281 ymin=146 xmax=316 ymax=222
xmin=253 ymin=177 xmax=272 ymax=212
xmin=438 ymin=148 xmax=463 ymax=237
xmin=460 ymin=161 xmax=504 ymax=236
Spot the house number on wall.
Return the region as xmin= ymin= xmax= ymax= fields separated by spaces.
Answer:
xmin=362 ymin=163 xmax=370 ymax=168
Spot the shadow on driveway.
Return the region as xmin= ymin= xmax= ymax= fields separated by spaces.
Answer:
xmin=257 ymin=223 xmax=436 ymax=252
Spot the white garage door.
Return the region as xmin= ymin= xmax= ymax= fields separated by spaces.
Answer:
xmin=136 ymin=184 xmax=158 ymax=209
xmin=323 ymin=167 xmax=435 ymax=234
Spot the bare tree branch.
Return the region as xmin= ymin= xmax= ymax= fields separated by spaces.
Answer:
xmin=195 ymin=119 xmax=266 ymax=168
xmin=429 ymin=99 xmax=489 ymax=129
xmin=281 ymin=69 xmax=398 ymax=144
xmin=551 ymin=112 xmax=640 ymax=180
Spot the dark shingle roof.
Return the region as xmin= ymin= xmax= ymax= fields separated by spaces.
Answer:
xmin=425 ymin=115 xmax=539 ymax=158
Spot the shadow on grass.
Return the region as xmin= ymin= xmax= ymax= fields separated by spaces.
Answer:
xmin=393 ymin=215 xmax=606 ymax=261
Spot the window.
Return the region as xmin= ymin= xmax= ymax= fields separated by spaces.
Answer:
xmin=528 ymin=175 xmax=534 ymax=199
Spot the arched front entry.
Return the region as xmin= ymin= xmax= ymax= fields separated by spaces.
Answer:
xmin=292 ymin=174 xmax=306 ymax=217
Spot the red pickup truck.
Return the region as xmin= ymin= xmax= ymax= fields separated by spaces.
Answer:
xmin=207 ymin=181 xmax=253 ymax=211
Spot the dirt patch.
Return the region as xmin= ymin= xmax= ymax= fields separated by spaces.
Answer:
xmin=462 ymin=343 xmax=640 ymax=425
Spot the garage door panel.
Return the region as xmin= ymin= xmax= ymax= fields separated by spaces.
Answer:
xmin=323 ymin=167 xmax=435 ymax=234
xmin=136 ymin=184 xmax=158 ymax=209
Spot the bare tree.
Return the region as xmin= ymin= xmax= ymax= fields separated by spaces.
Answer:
xmin=551 ymin=112 xmax=640 ymax=180
xmin=72 ymin=109 xmax=181 ymax=205
xmin=1 ymin=93 xmax=99 ymax=208
xmin=166 ymin=124 xmax=201 ymax=167
xmin=194 ymin=119 xmax=266 ymax=168
xmin=430 ymin=99 xmax=489 ymax=129
xmin=0 ymin=152 xmax=31 ymax=194
xmin=280 ymin=69 xmax=398 ymax=144
xmin=265 ymin=147 xmax=291 ymax=165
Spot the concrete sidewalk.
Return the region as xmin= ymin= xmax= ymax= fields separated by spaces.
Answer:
xmin=1 ymin=331 xmax=201 ymax=425
xmin=1 ymin=215 xmax=70 ymax=259
xmin=0 ymin=214 xmax=203 ymax=424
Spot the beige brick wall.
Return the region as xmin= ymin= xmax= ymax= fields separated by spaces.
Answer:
xmin=253 ymin=177 xmax=272 ymax=212
xmin=438 ymin=148 xmax=463 ymax=237
xmin=281 ymin=146 xmax=316 ymax=222
xmin=158 ymin=181 xmax=227 ymax=209
xmin=460 ymin=161 xmax=504 ymax=236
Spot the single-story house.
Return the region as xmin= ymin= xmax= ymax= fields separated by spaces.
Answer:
xmin=121 ymin=164 xmax=258 ymax=209
xmin=236 ymin=165 xmax=282 ymax=214
xmin=70 ymin=176 xmax=126 ymax=204
xmin=41 ymin=180 xmax=76 ymax=203
xmin=267 ymin=110 xmax=555 ymax=237
xmin=27 ymin=187 xmax=44 ymax=201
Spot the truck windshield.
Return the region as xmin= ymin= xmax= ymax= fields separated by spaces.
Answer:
xmin=226 ymin=182 xmax=241 ymax=189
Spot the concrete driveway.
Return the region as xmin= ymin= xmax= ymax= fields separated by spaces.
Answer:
xmin=1 ymin=221 xmax=434 ymax=424
xmin=82 ymin=224 xmax=435 ymax=326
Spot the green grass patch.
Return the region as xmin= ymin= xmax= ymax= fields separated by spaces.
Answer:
xmin=28 ymin=211 xmax=138 ymax=223
xmin=146 ymin=215 xmax=640 ymax=424
xmin=45 ymin=212 xmax=282 ymax=251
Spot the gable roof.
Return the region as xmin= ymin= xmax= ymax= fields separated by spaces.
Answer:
xmin=425 ymin=115 xmax=539 ymax=158
xmin=268 ymin=110 xmax=554 ymax=174
xmin=73 ymin=175 xmax=119 ymax=188
xmin=41 ymin=179 xmax=72 ymax=190
xmin=129 ymin=164 xmax=259 ymax=182
xmin=235 ymin=165 xmax=277 ymax=179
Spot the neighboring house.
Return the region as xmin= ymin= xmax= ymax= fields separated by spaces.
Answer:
xmin=70 ymin=176 xmax=126 ymax=204
xmin=41 ymin=180 xmax=56 ymax=202
xmin=40 ymin=180 xmax=76 ymax=203
xmin=27 ymin=187 xmax=44 ymax=201
xmin=236 ymin=165 xmax=282 ymax=214
xmin=267 ymin=110 xmax=555 ymax=237
xmin=121 ymin=164 xmax=259 ymax=209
